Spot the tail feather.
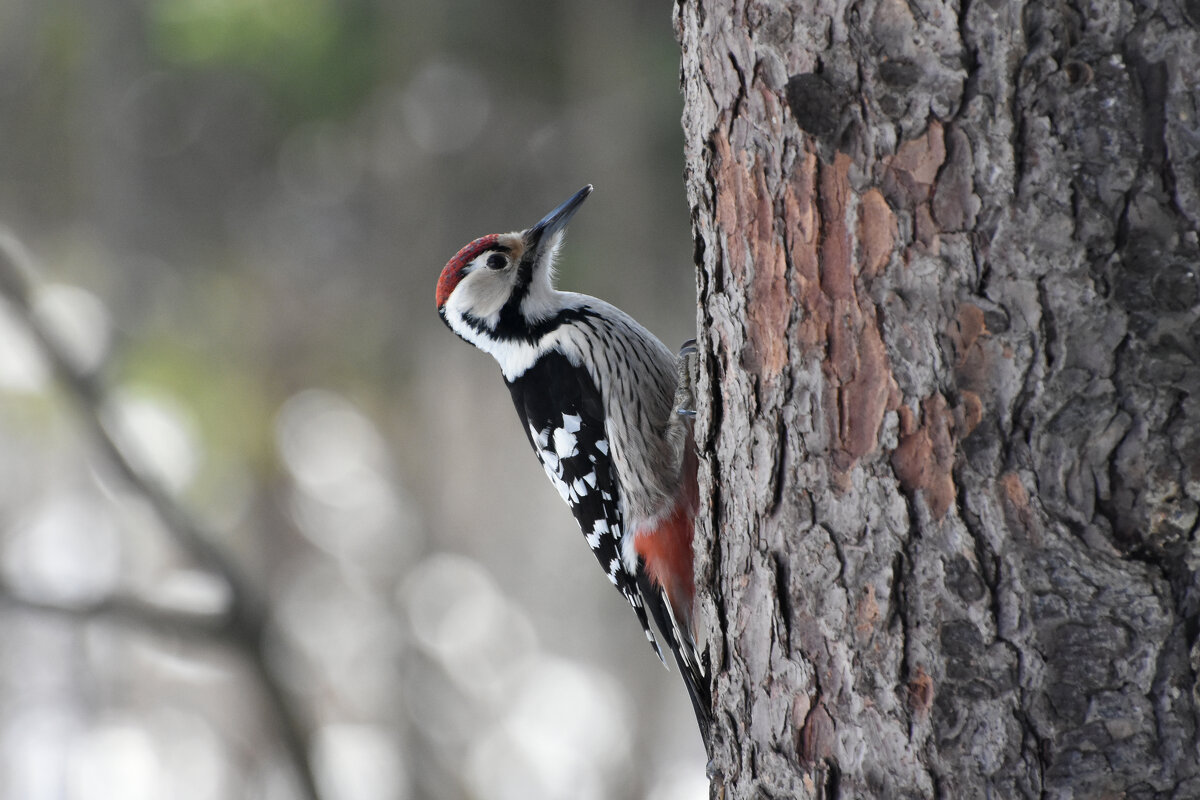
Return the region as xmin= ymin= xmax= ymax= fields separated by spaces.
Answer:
xmin=637 ymin=567 xmax=712 ymax=744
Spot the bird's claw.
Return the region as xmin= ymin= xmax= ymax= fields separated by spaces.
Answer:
xmin=674 ymin=339 xmax=698 ymax=419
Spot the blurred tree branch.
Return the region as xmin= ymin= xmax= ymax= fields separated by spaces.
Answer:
xmin=0 ymin=580 xmax=230 ymax=640
xmin=0 ymin=229 xmax=322 ymax=800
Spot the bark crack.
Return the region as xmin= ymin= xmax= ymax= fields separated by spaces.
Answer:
xmin=893 ymin=506 xmax=918 ymax=740
xmin=768 ymin=417 xmax=788 ymax=518
xmin=727 ymin=52 xmax=747 ymax=135
xmin=955 ymin=0 xmax=982 ymax=118
xmin=772 ymin=550 xmax=793 ymax=648
xmin=957 ymin=479 xmax=1048 ymax=797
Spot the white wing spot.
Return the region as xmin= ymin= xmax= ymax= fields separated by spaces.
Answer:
xmin=552 ymin=426 xmax=578 ymax=459
xmin=561 ymin=413 xmax=582 ymax=433
xmin=582 ymin=471 xmax=597 ymax=488
xmin=595 ymin=439 xmax=609 ymax=455
xmin=530 ymin=424 xmax=549 ymax=450
xmin=542 ymin=461 xmax=571 ymax=501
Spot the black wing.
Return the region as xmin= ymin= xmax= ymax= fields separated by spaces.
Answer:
xmin=506 ymin=350 xmax=663 ymax=661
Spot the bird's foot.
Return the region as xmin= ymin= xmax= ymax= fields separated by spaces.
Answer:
xmin=675 ymin=339 xmax=698 ymax=418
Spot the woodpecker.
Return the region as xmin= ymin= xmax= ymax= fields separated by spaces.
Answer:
xmin=435 ymin=185 xmax=710 ymax=738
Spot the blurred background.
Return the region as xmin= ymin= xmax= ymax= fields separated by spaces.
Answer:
xmin=0 ymin=1 xmax=703 ymax=798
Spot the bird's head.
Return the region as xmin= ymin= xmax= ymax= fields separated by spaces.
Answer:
xmin=436 ymin=185 xmax=592 ymax=334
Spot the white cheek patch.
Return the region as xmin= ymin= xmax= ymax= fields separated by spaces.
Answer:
xmin=450 ymin=265 xmax=512 ymax=322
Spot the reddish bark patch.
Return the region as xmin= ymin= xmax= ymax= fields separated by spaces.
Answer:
xmin=999 ymin=471 xmax=1040 ymax=542
xmin=999 ymin=472 xmax=1029 ymax=508
xmin=885 ymin=120 xmax=946 ymax=198
xmin=797 ymin=696 xmax=836 ymax=766
xmin=881 ymin=121 xmax=947 ymax=253
xmin=818 ymin=154 xmax=854 ymax=301
xmin=784 ymin=151 xmax=826 ymax=351
xmin=748 ymin=222 xmax=790 ymax=381
xmin=951 ymin=303 xmax=987 ymax=355
xmin=932 ymin=124 xmax=980 ymax=232
xmin=855 ymin=584 xmax=881 ymax=636
xmin=950 ymin=302 xmax=996 ymax=397
xmin=947 ymin=303 xmax=993 ymax=434
xmin=907 ymin=666 xmax=934 ymax=716
xmin=713 ymin=132 xmax=745 ymax=282
xmin=836 ymin=314 xmax=892 ymax=463
xmin=818 ymin=154 xmax=895 ymax=469
xmin=959 ymin=390 xmax=983 ymax=436
xmin=714 ymin=133 xmax=899 ymax=472
xmin=913 ymin=204 xmax=941 ymax=254
xmin=892 ymin=394 xmax=957 ymax=518
xmin=712 ymin=129 xmax=790 ymax=382
xmin=858 ymin=188 xmax=897 ymax=281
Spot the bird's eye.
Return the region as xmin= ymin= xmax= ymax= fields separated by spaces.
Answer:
xmin=485 ymin=253 xmax=508 ymax=270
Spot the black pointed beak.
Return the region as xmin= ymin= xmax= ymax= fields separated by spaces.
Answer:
xmin=525 ymin=185 xmax=593 ymax=248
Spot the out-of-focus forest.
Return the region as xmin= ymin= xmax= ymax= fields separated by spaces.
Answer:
xmin=0 ymin=1 xmax=703 ymax=798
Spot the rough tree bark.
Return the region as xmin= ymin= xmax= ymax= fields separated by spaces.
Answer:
xmin=675 ymin=0 xmax=1200 ymax=797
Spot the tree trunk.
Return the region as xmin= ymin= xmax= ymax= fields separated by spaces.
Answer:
xmin=675 ymin=0 xmax=1200 ymax=796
